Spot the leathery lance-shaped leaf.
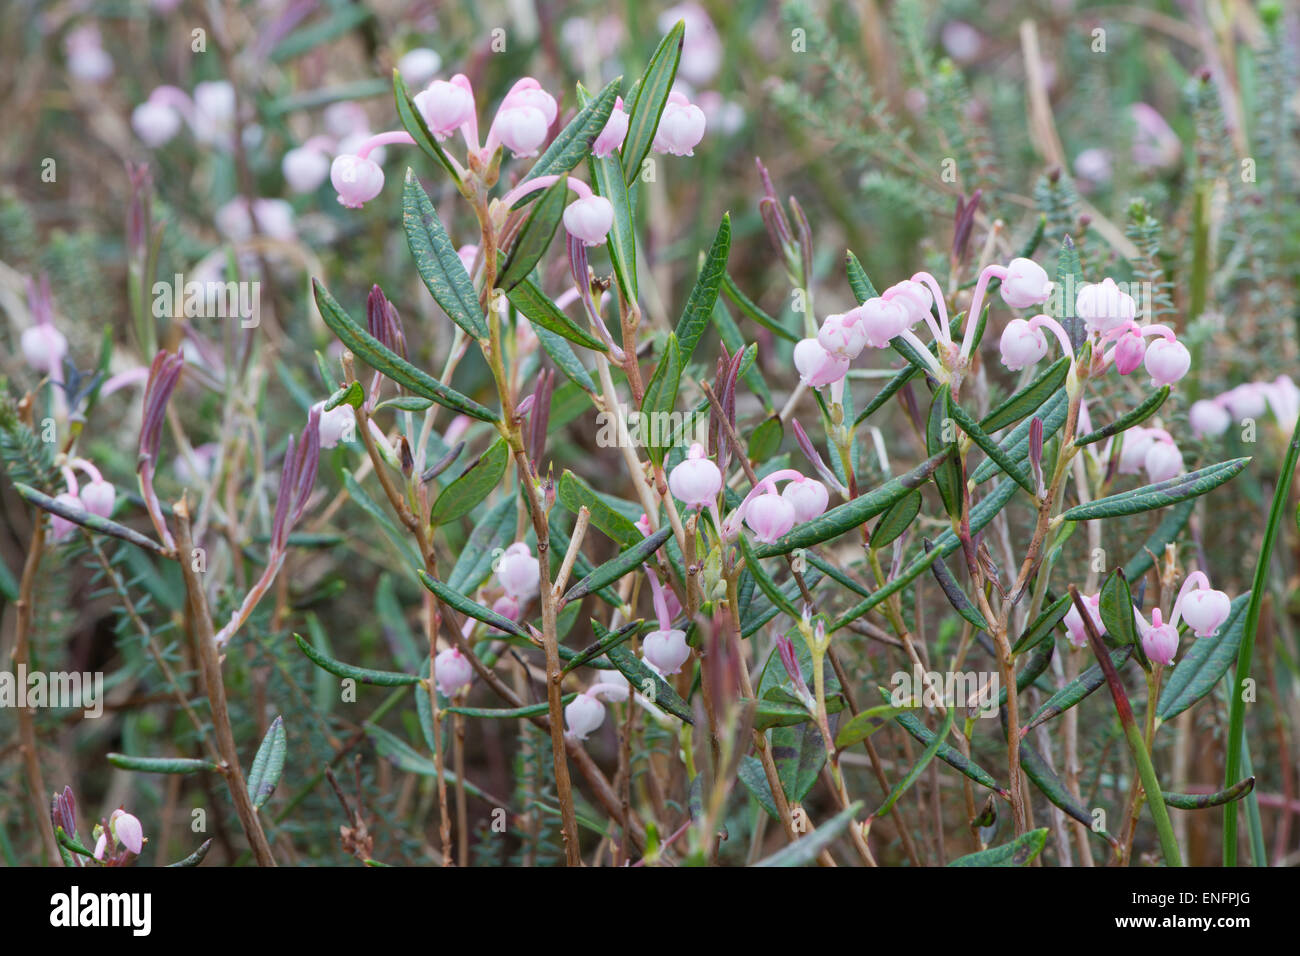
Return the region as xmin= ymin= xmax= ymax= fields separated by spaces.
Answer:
xmin=517 ymin=77 xmax=621 ymax=199
xmin=753 ymin=801 xmax=864 ymax=867
xmin=872 ymin=488 xmax=921 ymax=549
xmin=247 ymin=715 xmax=287 ymax=811
xmin=1011 ymin=593 xmax=1072 ymax=653
xmin=401 ymin=172 xmax=487 ymax=339
xmin=738 ymin=755 xmax=779 ymax=819
xmin=313 ymin=279 xmax=497 ymax=422
xmin=535 ymin=324 xmax=597 ymax=393
xmin=499 ymin=177 xmax=568 ymax=291
xmin=167 ymin=840 xmax=214 ymax=868
xmin=723 ymin=274 xmax=799 ymax=343
xmin=891 ymin=709 xmax=1004 ymax=795
xmin=1023 ymin=646 xmax=1132 ymax=733
xmin=753 ymin=448 xmax=952 ymax=557
xmin=1163 ymin=777 xmax=1255 ymax=810
xmin=949 ymin=829 xmax=1049 ymax=866
xmin=508 ymin=279 xmax=608 ymax=351
xmin=741 ymin=567 xmax=825 ymax=638
xmin=640 ymin=333 xmax=682 ymax=466
xmin=446 ymin=494 xmax=516 ymax=593
xmin=581 ymin=85 xmax=637 ymax=301
xmin=294 ymin=633 xmax=420 ymax=686
xmin=605 ymin=645 xmax=692 ymax=723
xmin=875 ymin=706 xmax=956 ymax=817
xmin=12 ymin=483 xmax=169 ymax=556
xmin=836 ymin=705 xmax=907 ymax=749
xmin=970 ymin=389 xmax=1069 ymax=485
xmin=831 ymin=475 xmax=1019 ymax=632
xmin=1018 ymin=737 xmax=1115 ymax=844
xmin=1123 ymin=498 xmax=1194 ymax=582
xmin=419 ymin=571 xmax=534 ymax=642
xmin=1157 ymin=591 xmax=1250 ymax=722
xmin=107 ymin=754 xmax=217 ymax=774
xmin=750 ymin=697 xmax=845 ymax=732
xmin=557 ymin=470 xmax=642 ymax=544
xmin=562 ymin=619 xmax=644 ymax=674
xmin=674 ymin=214 xmax=731 ymax=363
xmin=924 ymin=540 xmax=989 ymax=632
xmin=856 ymin=362 xmax=919 ymax=427
xmin=845 ymin=249 xmax=879 ymax=302
xmin=748 ymin=415 xmax=784 ymax=462
xmin=562 ymin=524 xmax=673 ymax=605
xmin=980 ymin=356 xmax=1069 ymax=433
xmin=738 ymin=533 xmax=801 ymax=619
xmin=1099 ymin=569 xmax=1145 ymax=667
xmin=447 ymin=695 xmax=579 ymax=719
xmin=1075 ymin=386 xmax=1169 ymax=446
xmin=621 ymin=22 xmax=684 ymax=187
xmin=949 ymin=401 xmax=1036 ymax=495
xmin=393 ymin=70 xmax=461 ymax=184
xmin=323 ymin=380 xmax=364 ymax=410
xmin=430 ymin=438 xmax=509 ymax=525
xmin=773 ymin=721 xmax=827 ymax=804
xmin=1061 ymin=457 xmax=1250 ymax=520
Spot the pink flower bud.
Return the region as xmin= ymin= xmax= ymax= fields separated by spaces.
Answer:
xmin=490 ymin=595 xmax=521 ymax=633
xmin=282 ymin=146 xmax=331 ymax=193
xmin=562 ymin=195 xmax=614 ymax=247
xmin=21 ymin=324 xmax=68 ymax=374
xmin=496 ymin=542 xmax=540 ymax=601
xmin=1221 ymin=383 xmax=1267 ymax=421
xmin=793 ymin=338 xmax=850 ymax=387
xmin=1189 ymin=400 xmax=1230 ymax=438
xmin=1117 ymin=426 xmax=1155 ymax=475
xmin=593 ymin=97 xmax=629 ymax=158
xmin=1143 ymin=437 xmax=1183 ymax=483
xmin=668 ymin=443 xmax=722 ymax=508
xmin=1112 ymin=328 xmax=1147 ymax=375
xmin=1075 ymin=277 xmax=1135 ymax=334
xmin=434 ymin=647 xmax=474 ymax=696
xmin=782 ymin=476 xmax=829 ymax=523
xmin=330 ymin=155 xmax=385 ymax=209
xmin=50 ymin=492 xmax=81 ymax=542
xmin=744 ymin=491 xmax=796 ymax=544
xmin=110 ymin=809 xmax=144 ymax=855
xmin=491 ymin=105 xmax=550 ymax=157
xmin=999 ymin=318 xmax=1048 ymax=370
xmin=1140 ymin=609 xmax=1179 ymax=666
xmin=817 ymin=310 xmax=868 ymax=360
xmin=80 ymin=479 xmax=116 ymax=518
xmin=565 ymin=692 xmax=605 ymax=740
xmin=652 ymin=92 xmax=706 ymax=157
xmin=1179 ymin=587 xmax=1231 ymax=638
xmin=643 ymin=628 xmax=690 ymax=675
xmin=414 ymin=77 xmax=476 ymax=139
xmin=1144 ymin=337 xmax=1190 ymax=387
xmin=93 ymin=833 xmax=108 ymax=860
xmin=882 ymin=280 xmax=933 ymax=327
xmin=999 ymin=257 xmax=1051 ymax=309
xmin=397 ymin=48 xmax=443 ymax=88
xmin=856 ymin=297 xmax=910 ymax=348
xmin=1063 ymin=592 xmax=1105 ymax=648
xmin=131 ymin=101 xmax=182 ymax=147
xmin=311 ymin=401 xmax=353 ymax=448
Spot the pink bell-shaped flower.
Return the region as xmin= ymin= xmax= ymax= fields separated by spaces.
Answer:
xmin=21 ymin=324 xmax=68 ymax=374
xmin=414 ymin=76 xmax=476 ymax=139
xmin=1112 ymin=328 xmax=1147 ymax=375
xmin=1139 ymin=609 xmax=1179 ymax=666
xmin=1179 ymin=587 xmax=1231 ymax=638
xmin=592 ymin=97 xmax=629 ymax=158
xmin=80 ymin=478 xmax=116 ymax=518
xmin=1189 ymin=400 xmax=1231 ymax=438
xmin=643 ymin=628 xmax=690 ymax=675
xmin=817 ymin=310 xmax=868 ymax=360
xmin=434 ymin=647 xmax=474 ymax=697
xmin=109 ymin=809 xmax=145 ymax=856
xmin=999 ymin=258 xmax=1051 ymax=309
xmin=1075 ymin=277 xmax=1135 ymax=334
xmin=999 ymin=318 xmax=1048 ymax=370
xmin=744 ymin=491 xmax=796 ymax=544
xmin=793 ymin=338 xmax=850 ymax=387
xmin=496 ymin=542 xmax=540 ymax=601
xmin=1063 ymin=592 xmax=1105 ymax=648
xmin=1143 ymin=435 xmax=1183 ymax=483
xmin=562 ymin=195 xmax=614 ymax=246
xmin=652 ymin=92 xmax=706 ymax=156
xmin=564 ymin=692 xmax=606 ymax=740
xmin=1144 ymin=337 xmax=1191 ymax=387
xmin=330 ymin=154 xmax=385 ymax=208
xmin=668 ymin=443 xmax=722 ymax=508
xmin=782 ymin=475 xmax=829 ymax=523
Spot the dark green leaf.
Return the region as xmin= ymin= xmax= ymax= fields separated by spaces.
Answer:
xmin=401 ymin=171 xmax=486 ymax=338
xmin=621 ymin=23 xmax=684 ymax=186
xmin=293 ymin=633 xmax=420 ymax=686
xmin=948 ymin=828 xmax=1048 ymax=866
xmin=430 ymin=438 xmax=509 ymax=525
xmin=246 ymin=715 xmax=286 ymax=811
xmin=1061 ymin=458 xmax=1250 ymax=520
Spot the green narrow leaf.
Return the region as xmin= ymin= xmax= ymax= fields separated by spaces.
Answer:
xmin=1011 ymin=593 xmax=1072 ymax=653
xmin=323 ymin=381 xmax=364 ymax=411
xmin=1099 ymin=569 xmax=1144 ymax=666
xmin=773 ymin=721 xmax=827 ymax=803
xmin=393 ymin=71 xmax=462 ymax=184
xmin=875 ymin=706 xmax=955 ymax=816
xmin=1164 ymin=777 xmax=1254 ymax=810
xmin=447 ymin=695 xmax=579 ymax=719
xmin=640 ymin=334 xmax=682 ymax=465
xmin=844 ymin=250 xmax=879 ymax=302
xmin=535 ymin=324 xmax=598 ymax=392
xmin=418 ymin=571 xmax=534 ymax=642
xmin=606 ymin=645 xmax=692 ymax=723
xmin=313 ymin=279 xmax=497 ymax=422
xmin=246 ymin=715 xmax=287 ymax=811
xmin=293 ymin=633 xmax=420 ymax=686
xmin=722 ymin=274 xmax=799 ymax=342
xmin=563 ymin=525 xmax=673 ymax=604
xmin=673 ymin=214 xmax=731 ymax=362
xmin=892 ymin=709 xmax=1004 ymax=794
xmin=950 ymin=401 xmax=1036 ymax=495
xmin=401 ymin=171 xmax=486 ymax=338
xmin=106 ymin=754 xmax=217 ymax=774
xmin=871 ymin=488 xmax=922 ymax=549
xmin=948 ymin=829 xmax=1048 ymax=866
xmin=980 ymin=357 xmax=1069 ymax=433
xmin=557 ymin=471 xmax=641 ymax=544
xmin=752 ymin=801 xmax=864 ymax=867
xmin=499 ymin=177 xmax=569 ymax=291
xmin=430 ymin=438 xmax=509 ymax=525
xmin=927 ymin=385 xmax=962 ymax=515
xmin=738 ymin=534 xmax=800 ymax=619
xmin=621 ymin=23 xmax=684 ymax=186
xmin=748 ymin=415 xmax=784 ymax=462
xmin=508 ymin=279 xmax=608 ymax=351
xmin=562 ymin=620 xmax=644 ymax=674
xmin=1157 ymin=591 xmax=1250 ymax=721
xmin=167 ymin=839 xmax=214 ymax=867
xmin=835 ymin=705 xmax=906 ymax=748
xmin=1024 ymin=646 xmax=1132 ymax=732
xmin=1075 ymin=387 xmax=1169 ymax=446
xmin=13 ymin=483 xmax=169 ymax=556
xmin=1060 ymin=457 xmax=1250 ymax=520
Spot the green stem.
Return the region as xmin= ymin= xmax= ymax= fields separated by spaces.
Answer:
xmin=1223 ymin=412 xmax=1300 ymax=864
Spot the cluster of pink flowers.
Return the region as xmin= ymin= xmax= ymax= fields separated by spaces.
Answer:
xmin=1065 ymin=572 xmax=1231 ymax=666
xmin=131 ymin=81 xmax=237 ymax=149
xmin=50 ymin=459 xmax=116 ymax=542
xmin=1190 ymin=375 xmax=1299 ymax=438
xmin=93 ymin=809 xmax=145 ymax=864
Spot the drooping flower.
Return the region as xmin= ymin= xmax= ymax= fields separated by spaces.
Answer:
xmin=782 ymin=475 xmax=829 ymax=523
xmin=998 ymin=257 xmax=1052 ymax=309
xmin=668 ymin=443 xmax=722 ymax=508
xmin=330 ymin=154 xmax=385 ymax=209
xmin=282 ymin=146 xmax=331 ymax=193
xmin=793 ymin=338 xmax=850 ymax=388
xmin=1063 ymin=592 xmax=1105 ymax=648
xmin=1189 ymin=399 xmax=1231 ymax=438
xmin=1075 ymin=278 xmax=1136 ymax=334
xmin=744 ymin=490 xmax=796 ymax=544
xmin=1144 ymin=337 xmax=1191 ymax=387
xmin=1176 ymin=576 xmax=1231 ymax=638
xmin=817 ymin=310 xmax=868 ymax=360
xmin=564 ymin=692 xmax=606 ymax=740
xmin=397 ymin=48 xmax=443 ymax=88
xmin=592 ymin=96 xmax=629 ymax=158
xmin=562 ymin=194 xmax=614 ymax=246
xmin=434 ymin=647 xmax=474 ymax=697
xmin=1139 ymin=608 xmax=1179 ymax=666
xmin=1143 ymin=433 xmax=1183 ymax=483
xmin=643 ymin=628 xmax=690 ymax=675
xmin=652 ymin=92 xmax=706 ymax=156
xmin=999 ymin=318 xmax=1049 ymax=370
xmin=496 ymin=542 xmax=540 ymax=601
xmin=1111 ymin=327 xmax=1147 ymax=375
